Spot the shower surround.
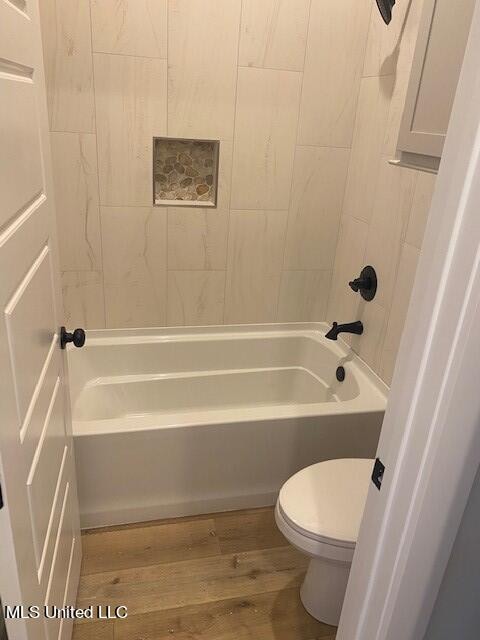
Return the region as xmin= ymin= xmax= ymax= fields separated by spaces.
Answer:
xmin=39 ymin=0 xmax=369 ymax=328
xmin=40 ymin=0 xmax=436 ymax=385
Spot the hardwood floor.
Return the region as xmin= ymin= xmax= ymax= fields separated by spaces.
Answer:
xmin=73 ymin=507 xmax=337 ymax=640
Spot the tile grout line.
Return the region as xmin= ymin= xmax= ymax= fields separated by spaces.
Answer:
xmin=222 ymin=0 xmax=244 ymax=325
xmin=355 ymin=77 xmax=397 ymax=364
xmin=91 ymin=49 xmax=167 ymax=62
xmin=296 ymin=142 xmax=351 ymax=151
xmin=87 ymin=0 xmax=107 ymax=330
xmin=277 ymin=0 xmax=313 ymax=322
xmin=295 ymin=0 xmax=314 ymax=148
xmin=361 ymin=2 xmax=375 ymax=80
xmin=50 ymin=128 xmax=96 ymax=135
xmin=237 ymin=64 xmax=303 ymax=74
xmin=324 ymin=156 xmax=354 ymax=318
xmin=165 ymin=0 xmax=170 ymax=328
xmin=324 ymin=2 xmax=373 ymax=321
xmin=171 ymin=207 xmax=287 ymax=214
xmin=372 ymin=172 xmax=421 ymax=370
xmin=157 ymin=267 xmax=331 ymax=273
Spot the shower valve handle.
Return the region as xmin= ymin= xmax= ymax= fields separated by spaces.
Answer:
xmin=60 ymin=326 xmax=86 ymax=349
xmin=348 ymin=266 xmax=377 ymax=301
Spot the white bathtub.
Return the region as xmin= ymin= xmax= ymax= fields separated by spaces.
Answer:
xmin=67 ymin=323 xmax=387 ymax=528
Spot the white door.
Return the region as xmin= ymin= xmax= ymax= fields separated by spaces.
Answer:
xmin=0 ymin=1 xmax=82 ymax=640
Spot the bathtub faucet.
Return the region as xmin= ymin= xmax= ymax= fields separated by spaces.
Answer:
xmin=325 ymin=321 xmax=363 ymax=341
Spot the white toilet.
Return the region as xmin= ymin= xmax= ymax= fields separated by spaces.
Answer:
xmin=275 ymin=458 xmax=373 ymax=626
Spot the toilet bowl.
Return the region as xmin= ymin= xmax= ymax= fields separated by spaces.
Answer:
xmin=275 ymin=458 xmax=373 ymax=626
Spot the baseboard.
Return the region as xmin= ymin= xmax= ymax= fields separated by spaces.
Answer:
xmin=80 ymin=491 xmax=278 ymax=529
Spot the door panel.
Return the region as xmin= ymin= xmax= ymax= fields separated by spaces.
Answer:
xmin=5 ymin=246 xmax=56 ymax=427
xmin=27 ymin=378 xmax=67 ymax=568
xmin=0 ymin=1 xmax=34 ymax=68
xmin=0 ymin=78 xmax=43 ymax=229
xmin=22 ymin=338 xmax=58 ymax=466
xmin=44 ymin=482 xmax=74 ymax=640
xmin=38 ymin=446 xmax=69 ymax=591
xmin=0 ymin=1 xmax=82 ymax=639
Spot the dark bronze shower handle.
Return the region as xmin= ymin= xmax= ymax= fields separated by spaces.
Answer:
xmin=348 ymin=266 xmax=377 ymax=301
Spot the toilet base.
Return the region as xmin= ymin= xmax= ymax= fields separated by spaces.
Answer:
xmin=300 ymin=556 xmax=351 ymax=626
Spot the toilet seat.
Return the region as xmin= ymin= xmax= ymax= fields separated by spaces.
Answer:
xmin=277 ymin=459 xmax=373 ymax=552
xmin=275 ymin=502 xmax=356 ymax=563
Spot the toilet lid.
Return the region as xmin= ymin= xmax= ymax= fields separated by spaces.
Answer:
xmin=278 ymin=458 xmax=373 ymax=547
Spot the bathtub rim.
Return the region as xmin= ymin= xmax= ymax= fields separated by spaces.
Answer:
xmin=69 ymin=322 xmax=388 ymax=437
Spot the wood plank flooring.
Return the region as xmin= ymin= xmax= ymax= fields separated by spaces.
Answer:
xmin=73 ymin=507 xmax=337 ymax=640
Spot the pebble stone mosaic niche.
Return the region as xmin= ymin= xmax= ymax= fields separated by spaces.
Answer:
xmin=153 ymin=137 xmax=220 ymax=207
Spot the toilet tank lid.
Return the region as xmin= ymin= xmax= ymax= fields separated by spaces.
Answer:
xmin=278 ymin=458 xmax=374 ymax=546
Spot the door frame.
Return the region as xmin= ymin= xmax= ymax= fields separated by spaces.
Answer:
xmin=338 ymin=1 xmax=480 ymax=638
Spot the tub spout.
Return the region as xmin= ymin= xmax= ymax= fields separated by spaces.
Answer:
xmin=325 ymin=321 xmax=363 ymax=341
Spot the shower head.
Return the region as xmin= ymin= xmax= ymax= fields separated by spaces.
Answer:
xmin=376 ymin=0 xmax=396 ymax=24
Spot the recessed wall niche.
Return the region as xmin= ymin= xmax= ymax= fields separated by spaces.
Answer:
xmin=153 ymin=137 xmax=220 ymax=207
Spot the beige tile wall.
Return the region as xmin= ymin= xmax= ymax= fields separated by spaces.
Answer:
xmin=326 ymin=0 xmax=437 ymax=384
xmin=40 ymin=0 xmax=371 ymax=332
xmin=40 ymin=0 xmax=435 ymax=385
